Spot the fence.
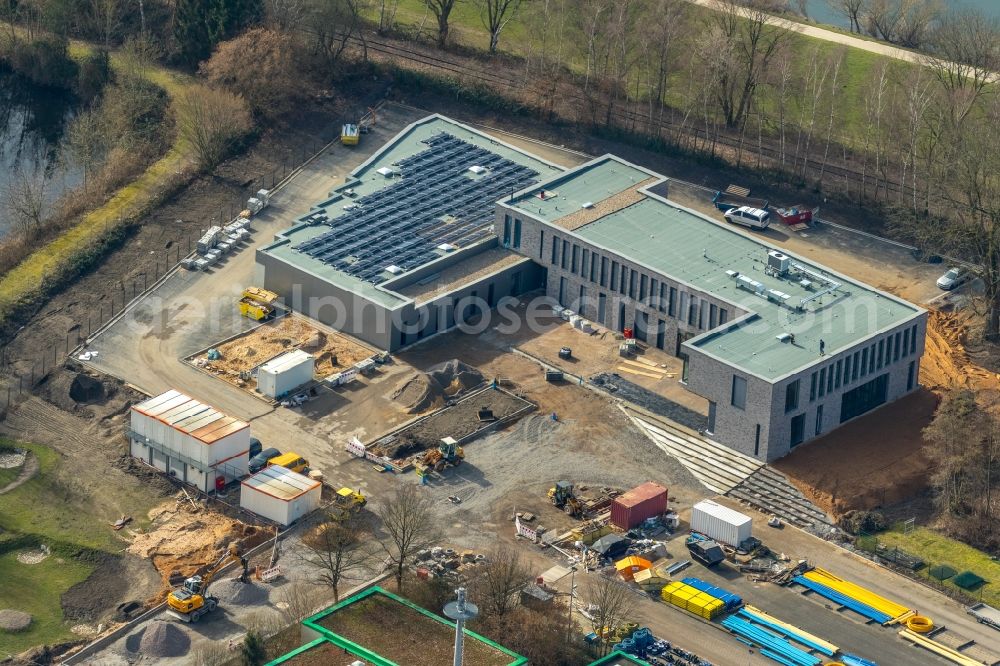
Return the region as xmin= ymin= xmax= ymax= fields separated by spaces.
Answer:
xmin=0 ymin=127 xmax=346 ymax=411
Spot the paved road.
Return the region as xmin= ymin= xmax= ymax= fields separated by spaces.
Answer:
xmin=689 ymin=0 xmax=997 ymax=81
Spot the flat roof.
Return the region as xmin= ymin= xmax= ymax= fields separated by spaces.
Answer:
xmin=393 ymin=246 xmax=531 ymax=304
xmin=260 ymin=115 xmax=562 ymax=310
xmin=510 ymin=157 xmax=921 ymax=381
xmin=132 ymin=389 xmax=248 ymax=444
xmin=242 ymin=465 xmax=319 ymax=500
xmin=260 ymin=349 xmax=314 ymax=373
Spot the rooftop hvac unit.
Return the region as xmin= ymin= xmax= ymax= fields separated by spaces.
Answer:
xmin=767 ymin=250 xmax=791 ymax=275
xmin=581 ymin=201 xmax=595 ymax=209
xmin=776 ymin=333 xmax=792 ymax=343
xmin=384 ymin=265 xmax=403 ymax=275
xmin=736 ymin=275 xmax=765 ymax=295
xmin=726 ymin=270 xmax=740 ymax=279
xmin=767 ymin=289 xmax=791 ymax=303
xmin=376 ymin=166 xmax=395 ymax=178
xmin=437 ymin=243 xmax=457 ymax=252
xmin=468 ymin=165 xmax=487 ymax=174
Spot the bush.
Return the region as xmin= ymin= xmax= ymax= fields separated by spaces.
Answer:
xmin=200 ymin=28 xmax=299 ymax=119
xmin=174 ymin=83 xmax=253 ymax=170
xmin=838 ymin=510 xmax=887 ymax=535
xmin=76 ymin=49 xmax=113 ymax=103
xmin=2 ymin=36 xmax=79 ymax=89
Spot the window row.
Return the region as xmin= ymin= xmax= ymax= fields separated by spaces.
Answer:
xmin=502 ymin=214 xmax=522 ymax=249
xmin=549 ymin=233 xmax=728 ymax=331
xmin=808 ymin=323 xmax=919 ymax=403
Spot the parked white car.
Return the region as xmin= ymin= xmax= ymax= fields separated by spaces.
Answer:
xmin=936 ymin=267 xmax=970 ymax=291
xmin=724 ymin=206 xmax=771 ymax=230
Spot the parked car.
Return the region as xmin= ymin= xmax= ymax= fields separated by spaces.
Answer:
xmin=724 ymin=206 xmax=770 ymax=230
xmin=268 ymin=452 xmax=309 ymax=474
xmin=249 ymin=447 xmax=280 ymax=474
xmin=249 ymin=437 xmax=262 ymax=459
xmin=936 ymin=267 xmax=970 ymax=290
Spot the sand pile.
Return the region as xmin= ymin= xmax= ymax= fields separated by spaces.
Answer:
xmin=211 ymin=578 xmax=268 ymax=605
xmin=921 ymin=310 xmax=1000 ymax=394
xmin=134 ymin=621 xmax=190 ymax=657
xmin=0 ymin=610 xmax=32 ymax=632
xmin=390 ymin=360 xmax=484 ymax=414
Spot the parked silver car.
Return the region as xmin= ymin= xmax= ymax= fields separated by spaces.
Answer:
xmin=936 ymin=267 xmax=970 ymax=291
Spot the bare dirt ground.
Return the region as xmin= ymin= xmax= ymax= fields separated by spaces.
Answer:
xmin=187 ymin=315 xmax=375 ymax=394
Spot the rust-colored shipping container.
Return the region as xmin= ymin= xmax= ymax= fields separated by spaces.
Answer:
xmin=611 ymin=482 xmax=668 ymax=530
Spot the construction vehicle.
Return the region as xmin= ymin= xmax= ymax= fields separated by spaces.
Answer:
xmin=548 ymin=481 xmax=584 ymax=518
xmin=330 ymin=487 xmax=367 ymax=521
xmin=341 ymin=123 xmax=360 ymax=146
xmin=416 ymin=437 xmax=465 ymax=474
xmin=239 ymin=286 xmax=278 ymax=321
xmin=167 ymin=543 xmax=249 ymax=622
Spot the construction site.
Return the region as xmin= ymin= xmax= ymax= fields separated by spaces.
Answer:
xmin=1 ymin=101 xmax=999 ymax=666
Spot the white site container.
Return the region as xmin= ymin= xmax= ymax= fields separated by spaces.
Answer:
xmin=257 ymin=349 xmax=315 ymax=398
xmin=129 ymin=389 xmax=250 ymax=492
xmin=690 ymin=499 xmax=752 ymax=547
xmin=241 ymin=466 xmax=320 ymax=525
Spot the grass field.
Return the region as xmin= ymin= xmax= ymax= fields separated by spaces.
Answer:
xmin=0 ymin=438 xmax=158 ymax=654
xmin=878 ymin=526 xmax=1000 ymax=607
xmin=376 ymin=0 xmax=916 ymax=150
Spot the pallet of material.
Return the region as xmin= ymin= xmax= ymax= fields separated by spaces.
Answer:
xmin=616 ymin=366 xmax=663 ymax=379
xmin=900 ymin=629 xmax=984 ymax=666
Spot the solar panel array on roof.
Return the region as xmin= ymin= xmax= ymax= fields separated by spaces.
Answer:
xmin=292 ymin=133 xmax=539 ymax=285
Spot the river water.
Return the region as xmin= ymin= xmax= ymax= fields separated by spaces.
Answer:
xmin=0 ymin=67 xmax=83 ymax=239
xmin=805 ymin=0 xmax=1000 ymax=29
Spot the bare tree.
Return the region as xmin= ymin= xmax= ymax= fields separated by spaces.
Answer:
xmin=275 ymin=581 xmax=328 ymax=624
xmin=267 ymin=0 xmax=308 ymax=31
xmin=3 ymin=168 xmax=49 ymax=237
xmin=469 ymin=544 xmax=532 ymax=619
xmin=297 ymin=513 xmax=375 ymax=602
xmin=173 ymin=84 xmax=253 ymax=170
xmin=375 ymin=485 xmax=439 ymax=592
xmin=304 ymin=0 xmax=369 ymax=68
xmin=377 ymin=0 xmax=400 ymax=33
xmin=586 ymin=576 xmax=634 ymax=657
xmin=697 ymin=0 xmax=787 ymax=130
xmin=475 ymin=0 xmax=523 ymax=54
xmin=424 ymin=0 xmax=461 ymax=48
xmin=86 ymin=0 xmax=123 ymax=47
xmin=863 ymin=0 xmax=940 ymax=48
xmin=200 ymin=28 xmax=299 ymax=118
xmin=922 ymin=8 xmax=1000 ymax=127
xmin=828 ymin=0 xmax=864 ymax=32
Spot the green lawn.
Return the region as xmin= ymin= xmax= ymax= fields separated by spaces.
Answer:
xmin=376 ymin=0 xmax=919 ymax=152
xmin=878 ymin=526 xmax=1000 ymax=607
xmin=0 ymin=552 xmax=95 ymax=655
xmin=0 ymin=439 xmax=159 ymax=653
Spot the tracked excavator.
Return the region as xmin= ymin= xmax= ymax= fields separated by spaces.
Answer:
xmin=167 ymin=542 xmax=249 ymax=622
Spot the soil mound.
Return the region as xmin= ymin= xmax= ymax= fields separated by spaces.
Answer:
xmin=0 ymin=609 xmax=32 ymax=632
xmin=428 ymin=359 xmax=484 ymax=395
xmin=69 ymin=373 xmax=105 ymax=403
xmin=134 ymin=620 xmax=190 ymax=657
xmin=211 ymin=578 xmax=268 ymax=605
xmin=390 ymin=360 xmax=484 ymax=414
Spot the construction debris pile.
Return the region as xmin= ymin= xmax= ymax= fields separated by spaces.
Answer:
xmin=413 ymin=546 xmax=487 ymax=581
xmin=388 ymin=359 xmax=484 ymax=414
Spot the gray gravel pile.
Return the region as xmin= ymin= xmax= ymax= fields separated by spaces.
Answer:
xmin=136 ymin=620 xmax=190 ymax=657
xmin=211 ymin=578 xmax=268 ymax=605
xmin=0 ymin=609 xmax=32 ymax=632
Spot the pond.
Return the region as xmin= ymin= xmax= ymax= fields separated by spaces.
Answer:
xmin=804 ymin=0 xmax=1000 ymax=30
xmin=0 ymin=67 xmax=84 ymax=239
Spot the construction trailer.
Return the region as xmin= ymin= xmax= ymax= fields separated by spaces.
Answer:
xmin=128 ymin=389 xmax=251 ymax=492
xmin=257 ymin=349 xmax=315 ymax=398
xmin=240 ymin=465 xmax=321 ymax=525
xmin=611 ymin=482 xmax=668 ymax=530
xmin=690 ymin=500 xmax=752 ymax=547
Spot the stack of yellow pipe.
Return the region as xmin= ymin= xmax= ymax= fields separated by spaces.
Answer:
xmin=660 ymin=581 xmax=725 ymax=620
xmin=803 ymin=568 xmax=911 ymax=622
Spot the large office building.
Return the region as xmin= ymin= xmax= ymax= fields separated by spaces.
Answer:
xmin=257 ymin=115 xmax=926 ymax=461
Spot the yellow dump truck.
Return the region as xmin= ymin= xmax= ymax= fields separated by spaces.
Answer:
xmin=239 ymin=286 xmax=278 ymax=321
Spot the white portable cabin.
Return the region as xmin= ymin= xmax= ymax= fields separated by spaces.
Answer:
xmin=690 ymin=500 xmax=752 ymax=547
xmin=128 ymin=389 xmax=251 ymax=492
xmin=240 ymin=466 xmax=321 ymax=525
xmin=257 ymin=349 xmax=315 ymax=398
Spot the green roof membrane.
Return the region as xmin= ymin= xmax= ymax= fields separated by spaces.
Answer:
xmin=515 ymin=157 xmax=920 ymax=381
xmin=261 ymin=115 xmax=562 ymax=310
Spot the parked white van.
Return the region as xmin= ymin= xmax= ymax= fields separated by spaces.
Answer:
xmin=724 ymin=206 xmax=770 ymax=230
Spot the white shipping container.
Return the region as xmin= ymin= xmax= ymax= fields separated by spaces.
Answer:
xmin=240 ymin=466 xmax=321 ymax=526
xmin=257 ymin=349 xmax=315 ymax=398
xmin=690 ymin=500 xmax=752 ymax=547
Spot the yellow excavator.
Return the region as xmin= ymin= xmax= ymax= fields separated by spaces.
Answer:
xmin=167 ymin=543 xmax=249 ymax=622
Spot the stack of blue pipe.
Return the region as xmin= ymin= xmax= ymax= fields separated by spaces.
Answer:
xmin=791 ymin=575 xmax=892 ymax=624
xmin=735 ymin=610 xmax=835 ymax=657
xmin=841 ymin=655 xmax=879 ymax=666
xmin=720 ymin=615 xmax=821 ymax=666
xmin=681 ymin=577 xmax=743 ymax=610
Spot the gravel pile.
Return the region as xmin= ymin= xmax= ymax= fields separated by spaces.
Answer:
xmin=0 ymin=449 xmax=26 ymax=468
xmin=211 ymin=578 xmax=268 ymax=605
xmin=135 ymin=620 xmax=190 ymax=657
xmin=0 ymin=609 xmax=32 ymax=632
